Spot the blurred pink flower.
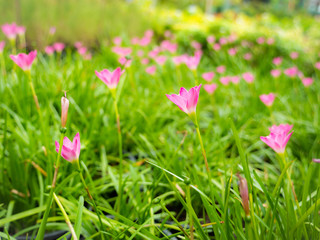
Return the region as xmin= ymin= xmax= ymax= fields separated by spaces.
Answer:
xmin=290 ymin=52 xmax=299 ymax=59
xmin=78 ymin=47 xmax=87 ymax=56
xmin=141 ymin=58 xmax=149 ymax=65
xmin=49 ymin=27 xmax=56 ymax=35
xmin=164 ymin=30 xmax=172 ymax=38
xmin=191 ymin=41 xmax=202 ymax=50
xmin=145 ymin=65 xmax=156 ymax=75
xmin=269 ymin=124 xmax=293 ymax=134
xmin=137 ymin=50 xmax=144 ymax=57
xmin=10 ymin=50 xmax=37 ymax=71
xmin=230 ymin=76 xmax=240 ymax=84
xmin=139 ymin=36 xmax=151 ymax=46
xmin=53 ymin=42 xmax=65 ymax=53
xmin=16 ymin=26 xmax=26 ymax=36
xmin=148 ymin=47 xmax=160 ymax=58
xmin=207 ymin=35 xmax=215 ymax=44
xmin=95 ymin=67 xmax=124 ymax=89
xmin=243 ymin=53 xmax=252 ymax=60
xmin=131 ymin=37 xmax=140 ymax=45
xmin=74 ymin=42 xmax=82 ymax=49
xmin=1 ymin=23 xmax=17 ymax=40
xmin=204 ymin=83 xmax=217 ymax=94
xmin=202 ymin=72 xmax=215 ymax=82
xmin=113 ymin=36 xmax=122 ymax=46
xmin=166 ymin=84 xmax=202 ymax=115
xmin=219 ymin=37 xmax=228 ymax=45
xmin=315 ymin=62 xmax=320 ymax=70
xmin=241 ymin=40 xmax=250 ymax=47
xmin=301 ymin=77 xmax=313 ymax=87
xmin=313 ymin=159 xmax=320 ymax=163
xmin=155 ymin=55 xmax=167 ymax=65
xmin=213 ymin=43 xmax=221 ymax=51
xmin=45 ymin=46 xmax=55 ymax=55
xmin=284 ymin=67 xmax=298 ymax=78
xmin=261 ymin=124 xmax=293 ymax=154
xmin=185 ymin=51 xmax=201 ymax=70
xmin=257 ymin=37 xmax=265 ymax=44
xmin=144 ymin=30 xmax=154 ymax=38
xmin=242 ymin=72 xmax=254 ymax=83
xmin=160 ymin=40 xmax=177 ymax=53
xmin=220 ymin=76 xmax=230 ymax=85
xmin=112 ymin=46 xmax=132 ymax=56
xmin=228 ymin=34 xmax=237 ymax=43
xmin=172 ymin=55 xmax=187 ymax=66
xmin=216 ymin=65 xmax=225 ymax=74
xmin=271 ymin=69 xmax=281 ymax=78
xmin=0 ymin=41 xmax=5 ymax=53
xmin=273 ymin=57 xmax=282 ymax=66
xmin=55 ymin=133 xmax=81 ymax=163
xmin=118 ymin=57 xmax=132 ymax=68
xmin=228 ymin=48 xmax=237 ymax=56
xmin=267 ymin=38 xmax=275 ymax=45
xmin=83 ymin=53 xmax=92 ymax=60
xmin=259 ymin=93 xmax=276 ymax=107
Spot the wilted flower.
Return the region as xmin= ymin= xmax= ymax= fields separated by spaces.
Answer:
xmin=237 ymin=174 xmax=250 ymax=216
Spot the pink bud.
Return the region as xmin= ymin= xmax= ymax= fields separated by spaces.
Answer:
xmin=237 ymin=174 xmax=250 ymax=216
xmin=61 ymin=94 xmax=69 ymax=128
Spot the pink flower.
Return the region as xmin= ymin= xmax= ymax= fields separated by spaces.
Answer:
xmin=166 ymin=85 xmax=202 ymax=115
xmin=16 ymin=26 xmax=26 ymax=36
xmin=313 ymin=159 xmax=320 ymax=163
xmin=112 ymin=46 xmax=132 ymax=56
xmin=259 ymin=93 xmax=276 ymax=107
xmin=213 ymin=43 xmax=221 ymax=51
xmin=267 ymin=38 xmax=275 ymax=45
xmin=301 ymin=77 xmax=313 ymax=87
xmin=141 ymin=58 xmax=149 ymax=65
xmin=95 ymin=67 xmax=124 ymax=89
xmin=191 ymin=41 xmax=202 ymax=50
xmin=284 ymin=67 xmax=298 ymax=78
xmin=202 ymin=72 xmax=215 ymax=82
xmin=185 ymin=51 xmax=201 ymax=70
xmin=242 ymin=72 xmax=254 ymax=83
xmin=55 ymin=133 xmax=81 ymax=162
xmin=10 ymin=50 xmax=37 ymax=71
xmin=257 ymin=37 xmax=265 ymax=44
xmin=172 ymin=55 xmax=187 ymax=66
xmin=230 ymin=76 xmax=240 ymax=84
xmin=146 ymin=65 xmax=156 ymax=75
xmin=315 ymin=62 xmax=320 ymax=70
xmin=164 ymin=30 xmax=172 ymax=38
xmin=74 ymin=42 xmax=83 ymax=49
xmin=207 ymin=35 xmax=215 ymax=44
xmin=83 ymin=53 xmax=92 ymax=60
xmin=137 ymin=50 xmax=144 ymax=57
xmin=260 ymin=124 xmax=293 ymax=154
xmin=78 ymin=47 xmax=87 ymax=56
xmin=131 ymin=37 xmax=140 ymax=45
xmin=273 ymin=57 xmax=282 ymax=66
xmin=45 ymin=46 xmax=55 ymax=55
xmin=219 ymin=37 xmax=228 ymax=45
xmin=269 ymin=124 xmax=293 ymax=134
xmin=160 ymin=40 xmax=177 ymax=53
xmin=118 ymin=57 xmax=132 ymax=67
xmin=241 ymin=40 xmax=250 ymax=47
xmin=1 ymin=23 xmax=17 ymax=40
xmin=271 ymin=69 xmax=281 ymax=78
xmin=113 ymin=36 xmax=122 ymax=46
xmin=148 ymin=47 xmax=160 ymax=58
xmin=144 ymin=29 xmax=154 ymax=38
xmin=0 ymin=41 xmax=5 ymax=53
xmin=53 ymin=42 xmax=65 ymax=53
xmin=228 ymin=34 xmax=237 ymax=43
xmin=243 ymin=53 xmax=252 ymax=60
xmin=204 ymin=83 xmax=217 ymax=95
xmin=290 ymin=52 xmax=299 ymax=59
xmin=220 ymin=76 xmax=230 ymax=85
xmin=49 ymin=27 xmax=56 ymax=35
xmin=216 ymin=65 xmax=225 ymax=74
xmin=155 ymin=55 xmax=167 ymax=65
xmin=228 ymin=48 xmax=237 ymax=56
xmin=139 ymin=36 xmax=151 ymax=46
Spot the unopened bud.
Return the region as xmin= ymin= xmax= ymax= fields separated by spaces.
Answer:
xmin=61 ymin=93 xmax=69 ymax=128
xmin=237 ymin=173 xmax=250 ymax=216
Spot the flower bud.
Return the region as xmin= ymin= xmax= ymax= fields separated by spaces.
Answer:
xmin=61 ymin=94 xmax=69 ymax=128
xmin=237 ymin=173 xmax=250 ymax=216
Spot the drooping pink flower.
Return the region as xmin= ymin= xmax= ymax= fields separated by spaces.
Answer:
xmin=155 ymin=55 xmax=167 ymax=65
xmin=220 ymin=76 xmax=230 ymax=85
xmin=202 ymin=72 xmax=215 ymax=82
xmin=207 ymin=35 xmax=215 ymax=44
xmin=228 ymin=48 xmax=237 ymax=56
xmin=53 ymin=42 xmax=65 ymax=53
xmin=271 ymin=69 xmax=281 ymax=78
xmin=273 ymin=57 xmax=282 ymax=66
xmin=216 ymin=65 xmax=225 ymax=74
xmin=230 ymin=76 xmax=240 ymax=84
xmin=166 ymin=84 xmax=202 ymax=115
xmin=16 ymin=26 xmax=26 ymax=36
xmin=95 ymin=67 xmax=124 ymax=89
xmin=260 ymin=124 xmax=293 ymax=154
xmin=204 ymin=83 xmax=217 ymax=95
xmin=213 ymin=43 xmax=221 ymax=51
xmin=1 ymin=23 xmax=17 ymax=40
xmin=243 ymin=53 xmax=252 ymax=60
xmin=49 ymin=27 xmax=56 ymax=35
xmin=313 ymin=159 xmax=320 ymax=163
xmin=290 ymin=52 xmax=299 ymax=59
xmin=284 ymin=67 xmax=298 ymax=78
xmin=113 ymin=36 xmax=122 ymax=46
xmin=45 ymin=46 xmax=55 ymax=55
xmin=269 ymin=124 xmax=293 ymax=134
xmin=259 ymin=93 xmax=276 ymax=107
xmin=242 ymin=72 xmax=254 ymax=83
xmin=301 ymin=77 xmax=313 ymax=87
xmin=0 ymin=41 xmax=5 ymax=53
xmin=257 ymin=37 xmax=265 ymax=45
xmin=315 ymin=62 xmax=320 ymax=70
xmin=55 ymin=133 xmax=81 ymax=163
xmin=185 ymin=51 xmax=201 ymax=70
xmin=267 ymin=38 xmax=275 ymax=45
xmin=10 ymin=50 xmax=37 ymax=71
xmin=146 ymin=65 xmax=156 ymax=75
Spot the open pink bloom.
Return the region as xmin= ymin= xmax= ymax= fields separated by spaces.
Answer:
xmin=273 ymin=57 xmax=282 ymax=66
xmin=172 ymin=55 xmax=187 ymax=66
xmin=166 ymin=85 xmax=202 ymax=115
xmin=290 ymin=52 xmax=299 ymax=59
xmin=16 ymin=26 xmax=26 ymax=36
xmin=131 ymin=37 xmax=140 ymax=45
xmin=0 ymin=41 xmax=5 ymax=53
xmin=155 ymin=55 xmax=167 ymax=65
xmin=112 ymin=46 xmax=132 ymax=56
xmin=228 ymin=48 xmax=237 ymax=56
xmin=74 ymin=41 xmax=82 ymax=49
xmin=191 ymin=41 xmax=202 ymax=50
xmin=257 ymin=37 xmax=265 ymax=44
xmin=260 ymin=124 xmax=293 ymax=154
xmin=207 ymin=35 xmax=215 ymax=44
xmin=301 ymin=77 xmax=313 ymax=87
xmin=148 ymin=47 xmax=160 ymax=58
xmin=185 ymin=51 xmax=201 ymax=70
xmin=113 ymin=36 xmax=122 ymax=46
xmin=146 ymin=65 xmax=156 ymax=75
xmin=204 ymin=83 xmax=217 ymax=94
xmin=271 ymin=69 xmax=281 ymax=78
xmin=139 ymin=36 xmax=151 ymax=46
xmin=95 ymin=67 xmax=124 ymax=89
xmin=55 ymin=133 xmax=80 ymax=163
xmin=78 ymin=47 xmax=87 ymax=56
xmin=220 ymin=76 xmax=230 ymax=85
xmin=269 ymin=124 xmax=293 ymax=134
xmin=45 ymin=46 xmax=55 ymax=55
xmin=243 ymin=53 xmax=252 ymax=60
xmin=213 ymin=43 xmax=221 ymax=51
xmin=141 ymin=58 xmax=149 ymax=65
xmin=313 ymin=159 xmax=320 ymax=163
xmin=202 ymin=72 xmax=215 ymax=82
xmin=53 ymin=42 xmax=65 ymax=52
xmin=160 ymin=40 xmax=177 ymax=53
xmin=10 ymin=50 xmax=37 ymax=71
xmin=284 ymin=67 xmax=298 ymax=78
xmin=230 ymin=76 xmax=240 ymax=84
xmin=1 ymin=23 xmax=17 ymax=40
xmin=242 ymin=72 xmax=254 ymax=83
xmin=49 ymin=27 xmax=56 ymax=35
xmin=315 ymin=62 xmax=320 ymax=70
xmin=259 ymin=93 xmax=276 ymax=107
xmin=219 ymin=37 xmax=228 ymax=45
xmin=267 ymin=38 xmax=275 ymax=45
xmin=216 ymin=65 xmax=225 ymax=74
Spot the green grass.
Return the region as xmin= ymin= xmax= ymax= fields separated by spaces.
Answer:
xmin=0 ymin=8 xmax=320 ymax=240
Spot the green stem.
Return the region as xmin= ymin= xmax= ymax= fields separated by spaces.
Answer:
xmin=186 ymin=184 xmax=194 ymax=240
xmin=192 ymin=70 xmax=199 ymax=85
xmin=53 ymin=193 xmax=78 ymax=240
xmin=0 ymin=53 xmax=6 ymax=76
xmin=36 ymin=132 xmax=65 ymax=240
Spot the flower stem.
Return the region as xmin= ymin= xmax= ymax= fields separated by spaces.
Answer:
xmin=53 ymin=193 xmax=78 ymax=240
xmin=0 ymin=53 xmax=6 ymax=76
xmin=192 ymin=70 xmax=199 ymax=85
xmin=186 ymin=183 xmax=194 ymax=240
xmin=36 ymin=132 xmax=65 ymax=240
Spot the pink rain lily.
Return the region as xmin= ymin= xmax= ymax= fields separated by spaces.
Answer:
xmin=271 ymin=69 xmax=281 ymax=78
xmin=1 ymin=23 xmax=17 ymax=40
xmin=273 ymin=57 xmax=282 ymax=66
xmin=267 ymin=38 xmax=275 ymax=45
xmin=213 ymin=43 xmax=221 ymax=51
xmin=243 ymin=53 xmax=252 ymax=61
xmin=216 ymin=65 xmax=225 ymax=74
xmin=131 ymin=37 xmax=140 ymax=45
xmin=207 ymin=35 xmax=215 ymax=44
xmin=45 ymin=46 xmax=55 ymax=55
xmin=230 ymin=76 xmax=240 ymax=84
xmin=257 ymin=37 xmax=265 ymax=44
xmin=10 ymin=50 xmax=37 ymax=71
xmin=166 ymin=85 xmax=202 ymax=115
xmin=201 ymin=72 xmax=215 ymax=82
xmin=145 ymin=65 xmax=156 ymax=75
xmin=301 ymin=77 xmax=313 ymax=87
xmin=172 ymin=55 xmax=187 ymax=66
xmin=55 ymin=133 xmax=81 ymax=163
xmin=0 ymin=41 xmax=5 ymax=53
xmin=53 ymin=42 xmax=65 ymax=53
xmin=118 ymin=56 xmax=132 ymax=68
xmin=185 ymin=51 xmax=201 ymax=70
xmin=259 ymin=93 xmax=276 ymax=107
xmin=74 ymin=42 xmax=83 ymax=49
xmin=160 ymin=40 xmax=177 ymax=53
xmin=220 ymin=76 xmax=230 ymax=85
xmin=228 ymin=48 xmax=237 ymax=56
xmin=260 ymin=124 xmax=293 ymax=154
xmin=290 ymin=52 xmax=299 ymax=59
xmin=139 ymin=36 xmax=151 ymax=46
xmin=242 ymin=72 xmax=254 ymax=83
xmin=95 ymin=67 xmax=124 ymax=89
xmin=16 ymin=26 xmax=26 ymax=36
xmin=154 ymin=55 xmax=167 ymax=65
xmin=204 ymin=83 xmax=217 ymax=95
xmin=112 ymin=46 xmax=132 ymax=56
xmin=148 ymin=47 xmax=160 ymax=58
xmin=269 ymin=124 xmax=293 ymax=134
xmin=77 ymin=47 xmax=87 ymax=56
xmin=284 ymin=67 xmax=298 ymax=78
xmin=315 ymin=62 xmax=320 ymax=70
xmin=313 ymin=159 xmax=320 ymax=163
xmin=49 ymin=27 xmax=56 ymax=35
